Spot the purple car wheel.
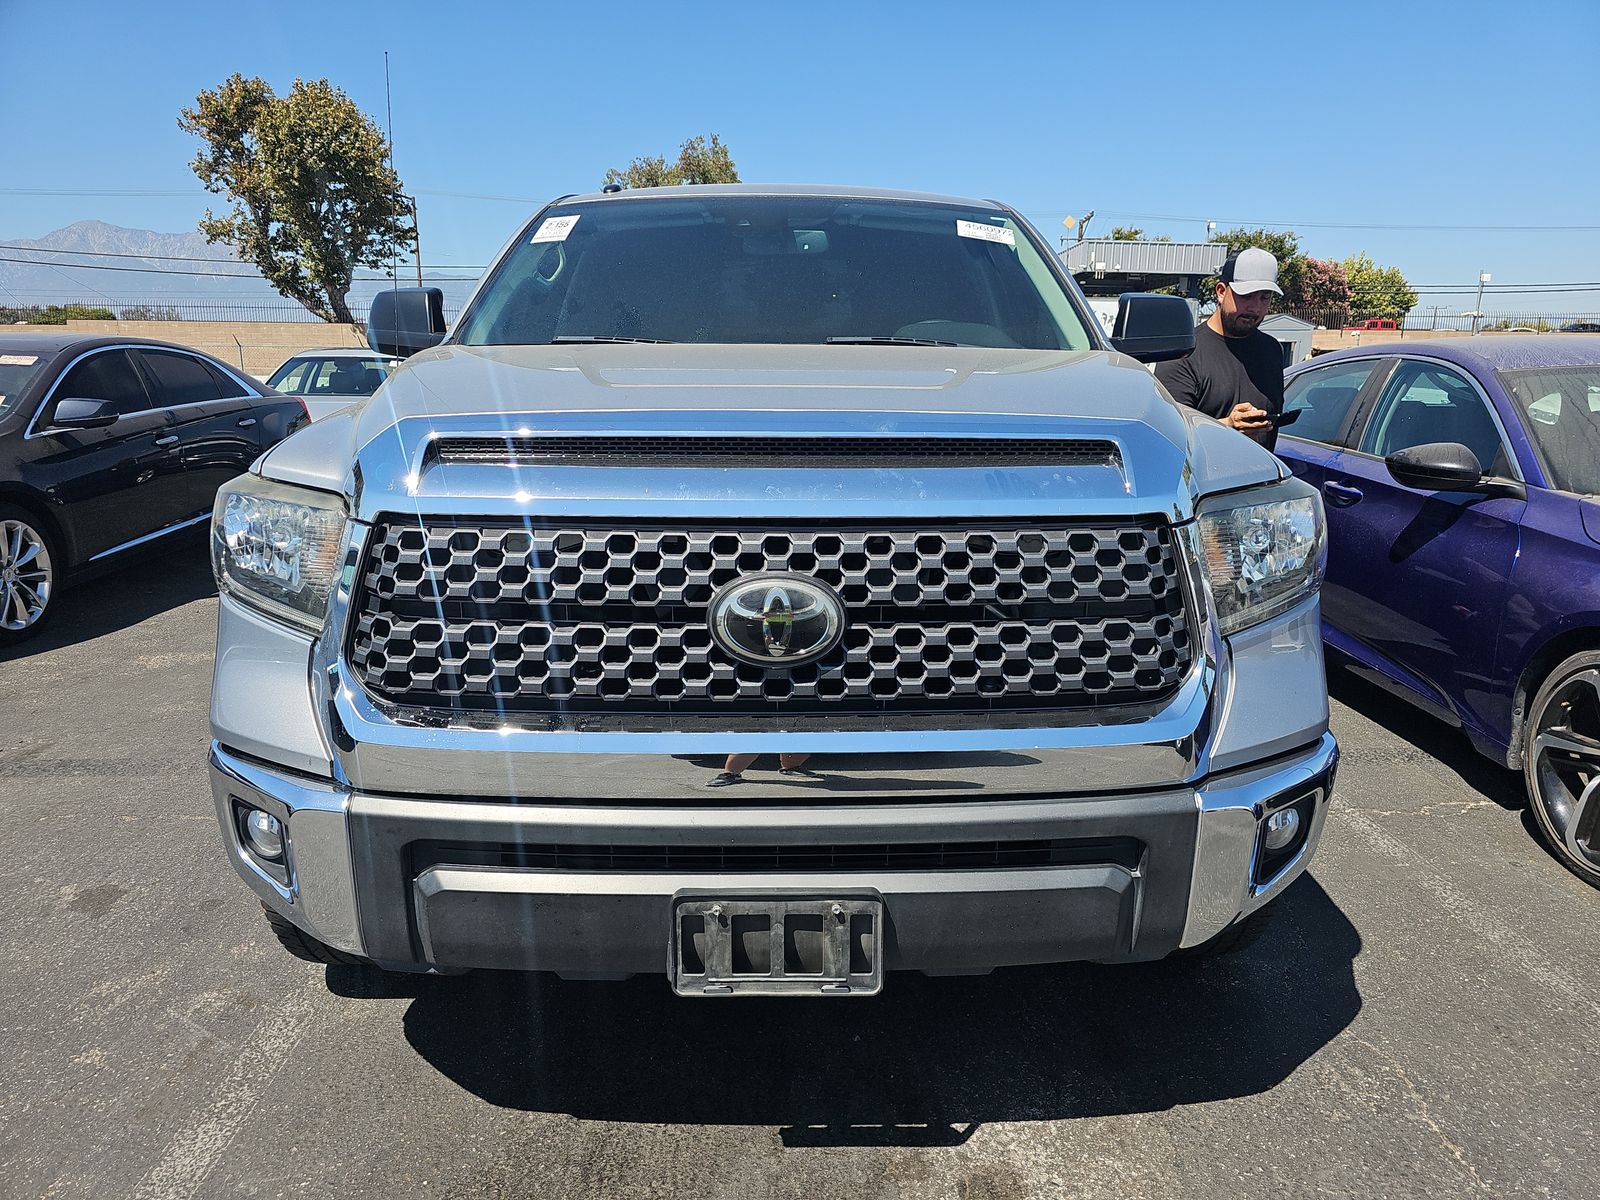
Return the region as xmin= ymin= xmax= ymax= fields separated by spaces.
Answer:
xmin=1524 ymin=651 xmax=1600 ymax=889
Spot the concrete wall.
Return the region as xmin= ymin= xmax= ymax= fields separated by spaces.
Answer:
xmin=0 ymin=320 xmax=367 ymax=380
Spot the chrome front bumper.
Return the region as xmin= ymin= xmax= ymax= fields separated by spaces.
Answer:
xmin=211 ymin=731 xmax=1337 ymax=977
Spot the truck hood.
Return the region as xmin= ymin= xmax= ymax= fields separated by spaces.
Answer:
xmin=258 ymin=343 xmax=1283 ymax=522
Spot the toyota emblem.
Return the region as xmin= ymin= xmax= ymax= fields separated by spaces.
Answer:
xmin=707 ymin=573 xmax=845 ymax=667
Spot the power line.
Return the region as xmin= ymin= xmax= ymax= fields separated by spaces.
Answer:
xmin=1024 ymin=208 xmax=1600 ymax=233
xmin=0 ymin=254 xmax=478 ymax=281
xmin=0 ymin=242 xmax=488 ymax=269
xmin=0 ymin=187 xmax=195 ymax=197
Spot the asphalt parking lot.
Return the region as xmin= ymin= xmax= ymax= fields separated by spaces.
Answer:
xmin=3 ymin=538 xmax=1598 ymax=1200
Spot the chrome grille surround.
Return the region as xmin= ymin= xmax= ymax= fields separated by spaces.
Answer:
xmin=347 ymin=520 xmax=1194 ymax=720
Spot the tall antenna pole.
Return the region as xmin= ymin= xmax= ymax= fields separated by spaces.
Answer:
xmin=384 ymin=52 xmax=396 ymax=293
xmin=383 ymin=52 xmax=421 ymax=289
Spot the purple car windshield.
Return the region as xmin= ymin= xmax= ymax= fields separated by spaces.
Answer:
xmin=1501 ymin=365 xmax=1600 ymax=496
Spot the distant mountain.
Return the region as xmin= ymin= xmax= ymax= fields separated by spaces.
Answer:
xmin=0 ymin=220 xmax=281 ymax=306
xmin=0 ymin=220 xmax=468 ymax=318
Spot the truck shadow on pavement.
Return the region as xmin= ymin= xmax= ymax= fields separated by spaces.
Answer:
xmin=0 ymin=531 xmax=216 ymax=662
xmin=332 ymin=873 xmax=1361 ymax=1138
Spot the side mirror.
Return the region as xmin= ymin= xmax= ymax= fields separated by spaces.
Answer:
xmin=49 ymin=397 xmax=119 ymax=429
xmin=1384 ymin=442 xmax=1487 ymax=492
xmin=368 ymin=287 xmax=446 ymax=358
xmin=1109 ymin=293 xmax=1196 ymax=363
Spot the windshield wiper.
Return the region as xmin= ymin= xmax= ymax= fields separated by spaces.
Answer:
xmin=548 ymin=335 xmax=676 ymax=344
xmin=824 ymin=335 xmax=961 ymax=347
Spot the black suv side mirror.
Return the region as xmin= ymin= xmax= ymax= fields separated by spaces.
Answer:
xmin=1110 ymin=293 xmax=1196 ymax=363
xmin=368 ymin=287 xmax=447 ymax=358
xmin=1385 ymin=442 xmax=1525 ymax=498
xmin=49 ymin=397 xmax=120 ymax=429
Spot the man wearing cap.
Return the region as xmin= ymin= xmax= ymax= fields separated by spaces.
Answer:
xmin=1155 ymin=247 xmax=1286 ymax=449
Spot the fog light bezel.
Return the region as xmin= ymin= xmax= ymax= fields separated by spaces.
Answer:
xmin=1252 ymin=790 xmax=1320 ymax=889
xmin=232 ymin=797 xmax=291 ymax=885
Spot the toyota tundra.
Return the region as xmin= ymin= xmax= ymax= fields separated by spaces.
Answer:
xmin=207 ymin=184 xmax=1336 ymax=995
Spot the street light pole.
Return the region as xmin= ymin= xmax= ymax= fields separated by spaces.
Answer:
xmin=1472 ymin=271 xmax=1490 ymax=335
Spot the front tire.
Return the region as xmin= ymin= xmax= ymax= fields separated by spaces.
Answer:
xmin=1522 ymin=651 xmax=1600 ymax=889
xmin=261 ymin=904 xmax=371 ymax=968
xmin=0 ymin=505 xmax=61 ymax=646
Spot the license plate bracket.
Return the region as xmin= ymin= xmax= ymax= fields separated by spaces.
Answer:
xmin=671 ymin=894 xmax=884 ymax=997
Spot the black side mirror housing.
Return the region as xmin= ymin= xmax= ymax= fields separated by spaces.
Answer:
xmin=1109 ymin=293 xmax=1196 ymax=363
xmin=368 ymin=287 xmax=447 ymax=358
xmin=1385 ymin=442 xmax=1503 ymax=493
xmin=49 ymin=397 xmax=120 ymax=429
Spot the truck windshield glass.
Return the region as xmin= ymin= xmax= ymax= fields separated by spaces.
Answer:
xmin=453 ymin=196 xmax=1095 ymax=351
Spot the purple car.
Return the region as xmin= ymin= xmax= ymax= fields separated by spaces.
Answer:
xmin=1278 ymin=336 xmax=1600 ymax=887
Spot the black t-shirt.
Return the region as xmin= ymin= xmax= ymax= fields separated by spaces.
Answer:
xmin=1154 ymin=323 xmax=1286 ymax=450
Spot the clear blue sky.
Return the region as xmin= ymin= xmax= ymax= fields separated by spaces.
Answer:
xmin=3 ymin=0 xmax=1597 ymax=314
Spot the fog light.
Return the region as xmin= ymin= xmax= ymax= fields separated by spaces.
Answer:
xmin=243 ymin=809 xmax=284 ymax=860
xmin=1263 ymin=807 xmax=1301 ymax=852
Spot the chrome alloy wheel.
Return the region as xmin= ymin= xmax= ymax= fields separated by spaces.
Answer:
xmin=1527 ymin=663 xmax=1600 ymax=884
xmin=0 ymin=518 xmax=53 ymax=632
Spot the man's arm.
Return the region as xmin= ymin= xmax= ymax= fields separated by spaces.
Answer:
xmin=1153 ymin=354 xmax=1200 ymax=410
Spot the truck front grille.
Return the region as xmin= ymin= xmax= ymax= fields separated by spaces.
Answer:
xmin=347 ymin=520 xmax=1194 ymax=723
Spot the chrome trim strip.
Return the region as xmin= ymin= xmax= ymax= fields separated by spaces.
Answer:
xmin=310 ymin=518 xmax=1224 ymax=798
xmin=86 ymin=512 xmax=210 ymax=562
xmin=24 ymin=343 xmax=265 ymax=441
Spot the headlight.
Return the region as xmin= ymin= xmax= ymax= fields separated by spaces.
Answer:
xmin=1195 ymin=478 xmax=1326 ymax=636
xmin=212 ymin=475 xmax=347 ymax=633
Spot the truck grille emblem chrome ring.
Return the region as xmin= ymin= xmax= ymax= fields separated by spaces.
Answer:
xmin=709 ymin=573 xmax=844 ymax=667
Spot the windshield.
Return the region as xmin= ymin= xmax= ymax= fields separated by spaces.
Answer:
xmin=1500 ymin=366 xmax=1600 ymax=495
xmin=267 ymin=355 xmax=393 ymax=396
xmin=0 ymin=350 xmax=54 ymax=414
xmin=453 ymin=195 xmax=1095 ymax=351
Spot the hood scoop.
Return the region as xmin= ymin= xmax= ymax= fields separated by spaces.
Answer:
xmin=427 ymin=433 xmax=1123 ymax=470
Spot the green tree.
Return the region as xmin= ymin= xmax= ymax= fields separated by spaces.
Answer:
xmin=119 ymin=304 xmax=181 ymax=321
xmin=26 ymin=304 xmax=116 ymax=324
xmin=1107 ymin=225 xmax=1172 ymax=243
xmin=1342 ymin=252 xmax=1419 ymax=322
xmin=1208 ymin=226 xmax=1307 ymax=306
xmin=179 ymin=74 xmax=413 ymax=324
xmin=603 ymin=134 xmax=740 ymax=189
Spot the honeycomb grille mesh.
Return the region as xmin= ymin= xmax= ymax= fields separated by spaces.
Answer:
xmin=347 ymin=520 xmax=1193 ymax=719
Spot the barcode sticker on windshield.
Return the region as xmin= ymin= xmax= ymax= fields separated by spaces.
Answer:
xmin=0 ymin=354 xmax=38 ymax=366
xmin=956 ymin=220 xmax=1015 ymax=247
xmin=531 ymin=215 xmax=580 ymax=244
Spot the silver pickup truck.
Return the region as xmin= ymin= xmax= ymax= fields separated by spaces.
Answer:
xmin=207 ymin=184 xmax=1335 ymax=995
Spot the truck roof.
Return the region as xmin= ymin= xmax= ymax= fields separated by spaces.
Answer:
xmin=556 ymin=182 xmax=1009 ymax=211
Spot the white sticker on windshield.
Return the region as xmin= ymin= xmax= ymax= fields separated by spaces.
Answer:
xmin=956 ymin=220 xmax=1015 ymax=247
xmin=531 ymin=215 xmax=580 ymax=244
xmin=0 ymin=354 xmax=39 ymax=366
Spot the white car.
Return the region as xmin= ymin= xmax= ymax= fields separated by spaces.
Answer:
xmin=264 ymin=348 xmax=399 ymax=422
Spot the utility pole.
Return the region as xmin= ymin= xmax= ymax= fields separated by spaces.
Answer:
xmin=1472 ymin=271 xmax=1491 ymax=335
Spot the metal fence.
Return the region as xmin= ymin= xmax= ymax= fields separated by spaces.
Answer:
xmin=1289 ymin=308 xmax=1600 ymax=333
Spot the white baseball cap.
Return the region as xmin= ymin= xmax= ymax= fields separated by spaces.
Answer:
xmin=1220 ymin=247 xmax=1283 ymax=297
